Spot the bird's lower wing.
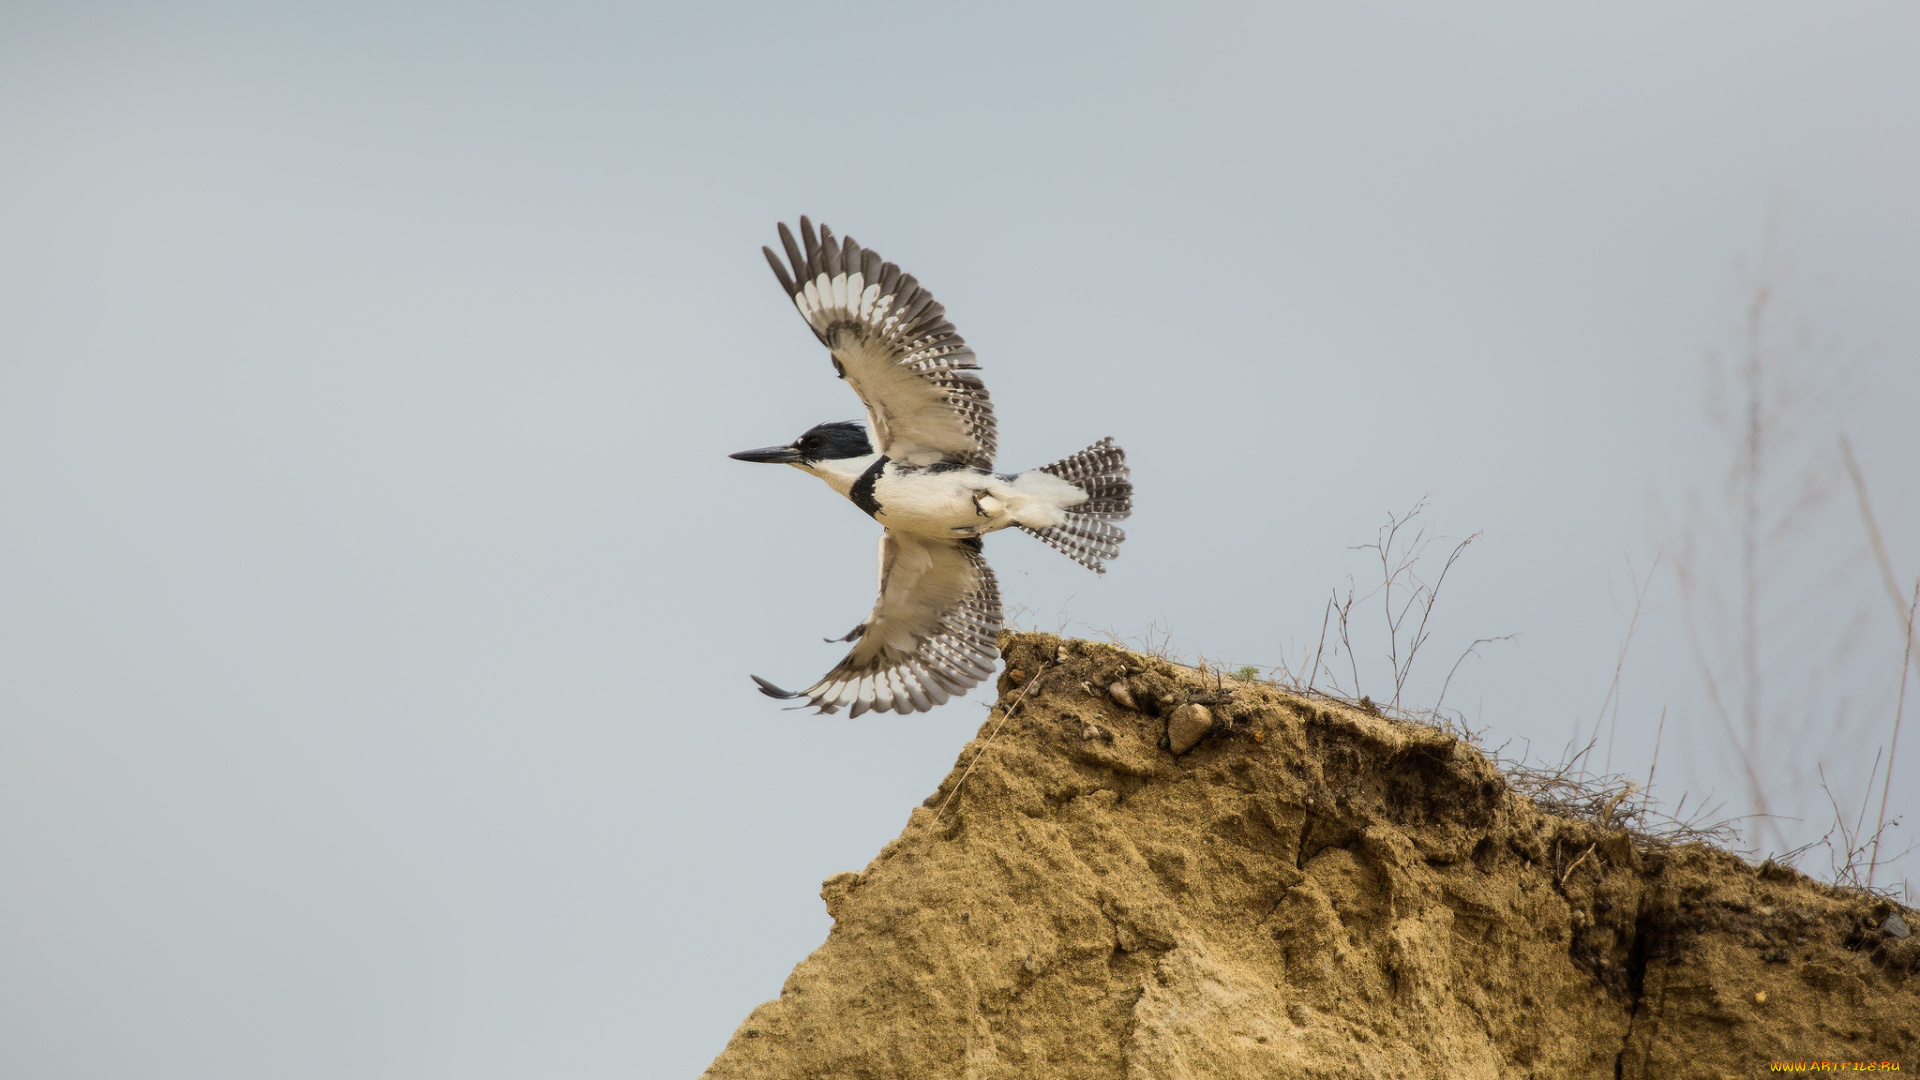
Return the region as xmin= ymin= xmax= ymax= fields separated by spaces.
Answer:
xmin=752 ymin=531 xmax=1002 ymax=716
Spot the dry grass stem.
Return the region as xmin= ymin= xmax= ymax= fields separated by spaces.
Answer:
xmin=1595 ymin=551 xmax=1662 ymax=777
xmin=1559 ymin=843 xmax=1598 ymax=886
xmin=1495 ymin=737 xmax=1741 ymax=852
xmin=1671 ymin=247 xmax=1852 ymax=855
xmin=1837 ymin=437 xmax=1916 ymax=891
xmin=1868 ymin=579 xmax=1918 ymax=887
xmin=1841 ymin=436 xmax=1919 ymax=640
xmin=934 ymin=659 xmax=1053 ymax=822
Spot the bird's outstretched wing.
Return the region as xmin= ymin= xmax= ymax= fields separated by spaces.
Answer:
xmin=751 ymin=531 xmax=1002 ymax=716
xmin=763 ymin=217 xmax=996 ymax=469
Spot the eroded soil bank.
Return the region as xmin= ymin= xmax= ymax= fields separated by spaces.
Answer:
xmin=703 ymin=633 xmax=1917 ymax=1079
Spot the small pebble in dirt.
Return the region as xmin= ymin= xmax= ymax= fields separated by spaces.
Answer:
xmin=1167 ymin=704 xmax=1213 ymax=755
xmin=1883 ymin=911 xmax=1911 ymax=939
xmin=1108 ymin=681 xmax=1137 ymax=711
xmin=1754 ymin=991 xmax=1767 ymax=1005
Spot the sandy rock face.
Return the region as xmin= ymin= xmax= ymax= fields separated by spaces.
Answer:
xmin=703 ymin=634 xmax=1919 ymax=1080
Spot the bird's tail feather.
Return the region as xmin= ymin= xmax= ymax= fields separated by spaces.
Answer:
xmin=1018 ymin=437 xmax=1132 ymax=574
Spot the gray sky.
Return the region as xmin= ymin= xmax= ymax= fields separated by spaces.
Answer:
xmin=4 ymin=3 xmax=1918 ymax=1076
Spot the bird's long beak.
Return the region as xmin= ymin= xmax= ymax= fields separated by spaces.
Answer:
xmin=729 ymin=444 xmax=803 ymax=464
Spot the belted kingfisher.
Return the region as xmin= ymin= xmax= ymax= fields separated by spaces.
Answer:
xmin=732 ymin=217 xmax=1133 ymax=716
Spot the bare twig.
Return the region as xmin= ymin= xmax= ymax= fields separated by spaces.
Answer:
xmin=1432 ymin=635 xmax=1518 ymax=718
xmin=1347 ymin=500 xmax=1486 ymax=710
xmin=1104 ymin=617 xmax=1181 ymax=663
xmin=1308 ymin=595 xmax=1333 ymax=694
xmin=1399 ymin=533 xmax=1481 ymax=709
xmin=1335 ymin=500 xmax=1497 ymax=713
xmin=1807 ymin=762 xmax=1910 ymax=893
xmin=1328 ymin=582 xmax=1359 ymax=699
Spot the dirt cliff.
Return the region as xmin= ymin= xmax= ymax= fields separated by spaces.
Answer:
xmin=703 ymin=633 xmax=1918 ymax=1079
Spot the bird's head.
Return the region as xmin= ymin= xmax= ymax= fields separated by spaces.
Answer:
xmin=729 ymin=420 xmax=874 ymax=472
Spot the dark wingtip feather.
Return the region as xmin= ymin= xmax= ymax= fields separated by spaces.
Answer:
xmin=751 ymin=674 xmax=802 ymax=700
xmin=799 ymin=216 xmax=819 ymax=261
xmin=762 ymin=246 xmax=796 ymax=296
xmin=819 ymin=225 xmax=840 ymax=275
xmin=776 ymin=223 xmax=806 ymax=288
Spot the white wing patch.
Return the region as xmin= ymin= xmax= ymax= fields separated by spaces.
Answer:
xmin=753 ymin=531 xmax=1003 ymax=717
xmin=765 ymin=218 xmax=997 ymax=469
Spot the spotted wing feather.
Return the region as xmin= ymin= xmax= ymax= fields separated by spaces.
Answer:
xmin=763 ymin=217 xmax=996 ymax=469
xmin=751 ymin=531 xmax=1002 ymax=716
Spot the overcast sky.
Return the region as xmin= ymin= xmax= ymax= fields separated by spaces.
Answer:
xmin=4 ymin=3 xmax=1918 ymax=1077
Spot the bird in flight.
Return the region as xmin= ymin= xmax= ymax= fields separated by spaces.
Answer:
xmin=732 ymin=217 xmax=1132 ymax=716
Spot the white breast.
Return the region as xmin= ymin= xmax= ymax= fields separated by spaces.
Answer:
xmin=873 ymin=464 xmax=1007 ymax=538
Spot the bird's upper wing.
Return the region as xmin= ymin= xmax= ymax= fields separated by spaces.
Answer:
xmin=763 ymin=217 xmax=995 ymax=469
xmin=751 ymin=530 xmax=1002 ymax=716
